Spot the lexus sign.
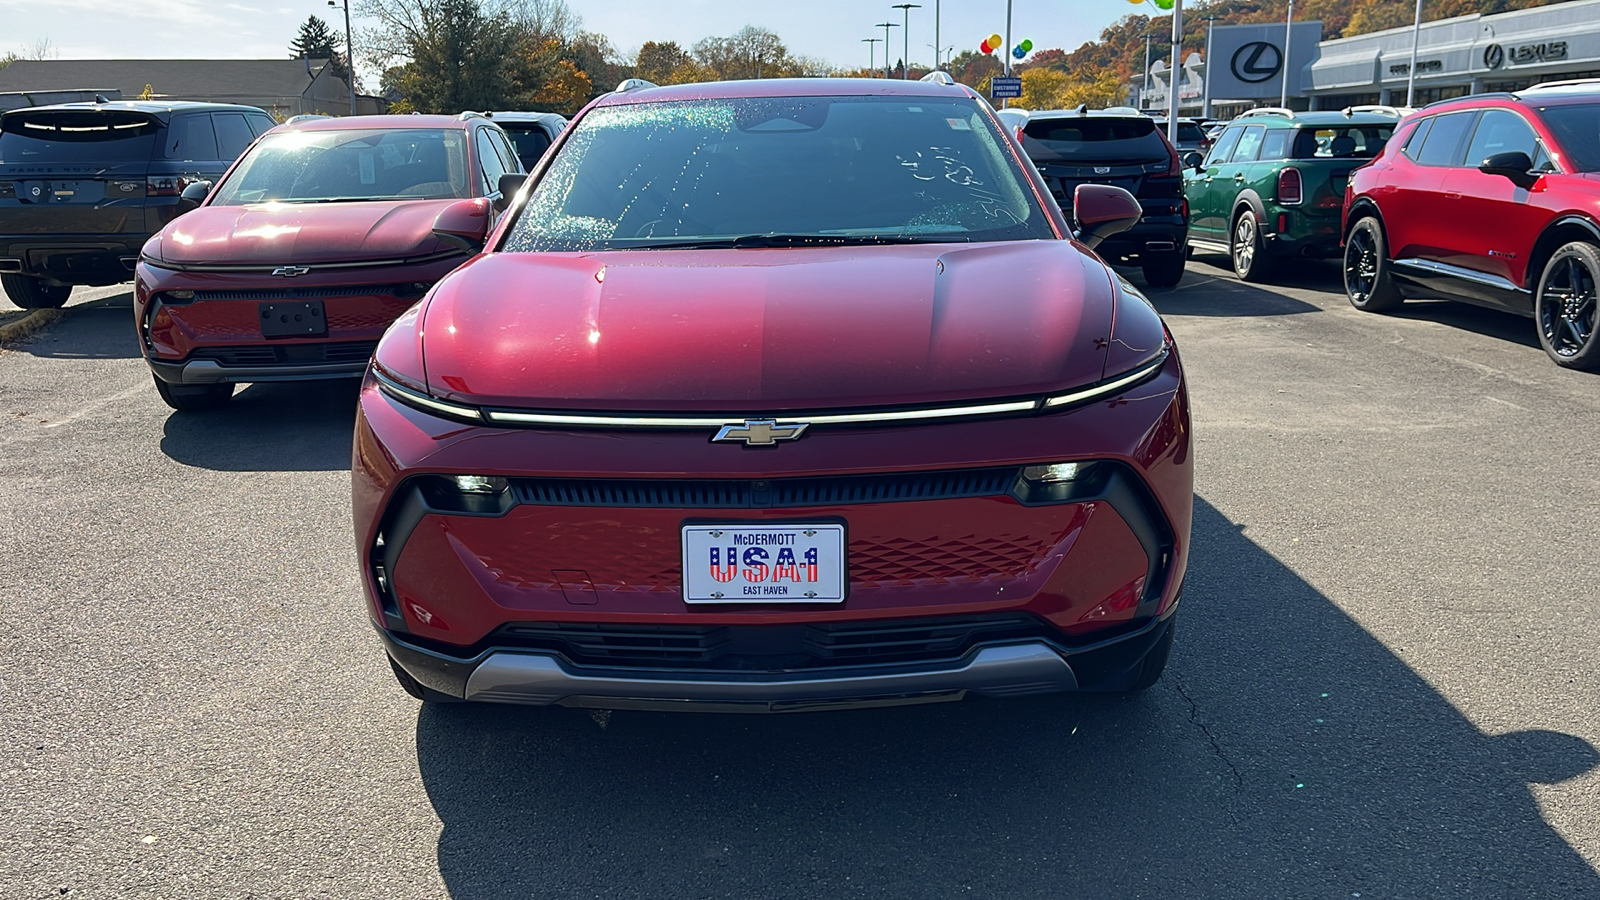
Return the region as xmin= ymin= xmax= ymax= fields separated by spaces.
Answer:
xmin=1231 ymin=42 xmax=1283 ymax=83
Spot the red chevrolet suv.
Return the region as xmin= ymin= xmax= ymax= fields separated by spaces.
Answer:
xmin=134 ymin=113 xmax=524 ymax=410
xmin=1343 ymin=82 xmax=1600 ymax=369
xmin=355 ymin=77 xmax=1193 ymax=711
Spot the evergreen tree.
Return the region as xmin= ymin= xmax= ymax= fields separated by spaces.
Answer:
xmin=289 ymin=15 xmax=349 ymax=84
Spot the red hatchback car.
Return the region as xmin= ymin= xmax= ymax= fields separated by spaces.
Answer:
xmin=1344 ymin=81 xmax=1600 ymax=369
xmin=355 ymin=78 xmax=1193 ymax=711
xmin=134 ymin=113 xmax=524 ymax=409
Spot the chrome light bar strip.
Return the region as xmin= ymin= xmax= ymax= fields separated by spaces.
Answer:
xmin=483 ymin=398 xmax=1040 ymax=428
xmin=1042 ymin=346 xmax=1170 ymax=408
xmin=374 ymin=370 xmax=483 ymax=421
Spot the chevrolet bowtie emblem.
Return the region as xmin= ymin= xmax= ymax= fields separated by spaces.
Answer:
xmin=271 ymin=265 xmax=311 ymax=277
xmin=711 ymin=418 xmax=809 ymax=446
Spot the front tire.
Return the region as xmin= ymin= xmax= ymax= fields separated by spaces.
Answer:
xmin=1 ymin=273 xmax=72 ymax=309
xmin=1535 ymin=242 xmax=1600 ymax=370
xmin=1343 ymin=217 xmax=1404 ymax=312
xmin=153 ymin=375 xmax=234 ymax=411
xmin=1142 ymin=251 xmax=1186 ymax=288
xmin=1230 ymin=209 xmax=1273 ymax=283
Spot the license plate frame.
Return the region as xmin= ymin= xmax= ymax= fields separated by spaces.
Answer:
xmin=259 ymin=300 xmax=327 ymax=338
xmin=680 ymin=522 xmax=847 ymax=604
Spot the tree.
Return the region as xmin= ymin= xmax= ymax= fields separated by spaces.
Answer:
xmin=635 ymin=40 xmax=692 ymax=83
xmin=289 ymin=16 xmax=349 ymax=84
xmin=537 ymin=58 xmax=593 ymax=114
xmin=693 ymin=26 xmax=795 ymax=80
xmin=361 ymin=0 xmax=535 ymax=112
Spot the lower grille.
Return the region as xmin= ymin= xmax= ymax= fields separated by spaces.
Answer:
xmin=490 ymin=613 xmax=1054 ymax=671
xmin=188 ymin=340 xmax=378 ymax=367
xmin=513 ymin=467 xmax=1020 ymax=509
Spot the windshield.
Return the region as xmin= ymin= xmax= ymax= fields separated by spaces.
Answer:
xmin=1537 ymin=104 xmax=1600 ymax=171
xmin=207 ymin=128 xmax=469 ymax=204
xmin=503 ymin=95 xmax=1053 ymax=252
xmin=0 ymin=111 xmax=159 ymax=164
xmin=1020 ymin=117 xmax=1168 ymax=164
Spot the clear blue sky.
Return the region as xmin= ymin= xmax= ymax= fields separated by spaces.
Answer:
xmin=0 ymin=0 xmax=1143 ymax=72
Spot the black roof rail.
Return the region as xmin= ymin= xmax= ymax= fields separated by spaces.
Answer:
xmin=1418 ymin=92 xmax=1517 ymax=110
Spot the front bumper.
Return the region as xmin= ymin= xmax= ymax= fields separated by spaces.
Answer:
xmin=380 ymin=609 xmax=1177 ymax=711
xmin=148 ymin=357 xmax=366 ymax=385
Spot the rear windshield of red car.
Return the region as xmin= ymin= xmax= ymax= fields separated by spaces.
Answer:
xmin=1020 ymin=117 xmax=1169 ymax=164
xmin=1536 ymin=104 xmax=1600 ymax=171
xmin=0 ymin=110 xmax=160 ymax=164
xmin=206 ymin=128 xmax=471 ymax=204
xmin=503 ymin=95 xmax=1055 ymax=251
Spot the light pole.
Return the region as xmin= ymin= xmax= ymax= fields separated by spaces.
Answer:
xmin=933 ymin=0 xmax=942 ymax=70
xmin=1201 ymin=14 xmax=1221 ymax=119
xmin=327 ymin=0 xmax=356 ymax=115
xmin=874 ymin=21 xmax=899 ymax=80
xmin=863 ymin=37 xmax=881 ymax=76
xmin=1143 ymin=32 xmax=1156 ymax=110
xmin=892 ymin=4 xmax=920 ymax=79
xmin=928 ymin=44 xmax=954 ymax=69
xmin=1169 ymin=0 xmax=1183 ymax=147
xmin=1406 ymin=0 xmax=1424 ymax=106
xmin=1280 ymin=0 xmax=1295 ymax=108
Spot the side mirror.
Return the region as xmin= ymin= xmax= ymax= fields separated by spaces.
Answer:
xmin=1479 ymin=150 xmax=1538 ymax=189
xmin=495 ymin=172 xmax=528 ymax=212
xmin=1073 ymin=184 xmax=1143 ymax=251
xmin=176 ymin=180 xmax=211 ymax=214
xmin=1182 ymin=151 xmax=1205 ymax=172
xmin=431 ymin=197 xmax=493 ymax=255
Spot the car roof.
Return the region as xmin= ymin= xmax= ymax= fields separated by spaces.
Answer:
xmin=276 ymin=114 xmax=478 ymax=132
xmin=592 ymin=77 xmax=976 ymax=107
xmin=1 ymin=99 xmax=265 ymax=119
xmin=486 ymin=111 xmax=566 ymax=124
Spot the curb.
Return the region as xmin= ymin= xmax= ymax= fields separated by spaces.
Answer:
xmin=0 ymin=308 xmax=65 ymax=345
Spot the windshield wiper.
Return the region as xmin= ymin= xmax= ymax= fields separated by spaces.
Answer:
xmin=617 ymin=233 xmax=973 ymax=250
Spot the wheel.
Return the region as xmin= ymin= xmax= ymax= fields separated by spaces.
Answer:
xmin=1141 ymin=251 xmax=1186 ymax=288
xmin=1343 ymin=217 xmax=1404 ymax=312
xmin=1535 ymin=242 xmax=1600 ymax=371
xmin=152 ymin=375 xmax=234 ymax=411
xmin=1230 ymin=209 xmax=1274 ymax=283
xmin=1 ymin=273 xmax=72 ymax=309
xmin=388 ymin=654 xmax=461 ymax=703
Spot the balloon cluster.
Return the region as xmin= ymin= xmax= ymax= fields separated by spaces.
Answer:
xmin=1127 ymin=0 xmax=1173 ymax=8
xmin=979 ymin=33 xmax=1034 ymax=59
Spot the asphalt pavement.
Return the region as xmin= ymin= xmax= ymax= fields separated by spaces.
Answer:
xmin=2 ymin=260 xmax=1597 ymax=899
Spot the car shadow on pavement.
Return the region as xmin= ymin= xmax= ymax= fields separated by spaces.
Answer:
xmin=1388 ymin=298 xmax=1543 ymax=351
xmin=5 ymin=293 xmax=143 ymax=360
xmin=158 ymin=380 xmax=358 ymax=471
xmin=411 ymin=497 xmax=1600 ymax=899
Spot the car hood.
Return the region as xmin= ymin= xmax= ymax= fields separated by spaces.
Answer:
xmin=152 ymin=199 xmax=461 ymax=266
xmin=417 ymin=241 xmax=1116 ymax=412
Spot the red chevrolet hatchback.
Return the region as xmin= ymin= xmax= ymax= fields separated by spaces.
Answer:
xmin=355 ymin=78 xmax=1193 ymax=711
xmin=1344 ymin=81 xmax=1600 ymax=369
xmin=134 ymin=114 xmax=523 ymax=409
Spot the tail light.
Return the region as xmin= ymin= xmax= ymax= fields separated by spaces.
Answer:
xmin=1278 ymin=167 xmax=1303 ymax=206
xmin=1162 ymin=133 xmax=1182 ymax=177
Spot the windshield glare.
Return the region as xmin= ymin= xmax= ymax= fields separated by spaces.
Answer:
xmin=207 ymin=128 xmax=469 ymax=205
xmin=503 ymin=96 xmax=1053 ymax=252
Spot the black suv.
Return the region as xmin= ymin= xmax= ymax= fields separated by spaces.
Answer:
xmin=1012 ymin=107 xmax=1187 ymax=286
xmin=0 ymin=100 xmax=275 ymax=309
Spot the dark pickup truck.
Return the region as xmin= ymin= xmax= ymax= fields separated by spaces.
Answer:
xmin=0 ymin=100 xmax=275 ymax=308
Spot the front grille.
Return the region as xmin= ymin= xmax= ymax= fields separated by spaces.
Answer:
xmin=188 ymin=340 xmax=378 ymax=367
xmin=512 ymin=467 xmax=1019 ymax=509
xmin=489 ymin=613 xmax=1053 ymax=671
xmin=192 ymin=284 xmax=415 ymax=302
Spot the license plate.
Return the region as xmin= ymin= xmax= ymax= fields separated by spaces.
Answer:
xmin=259 ymin=300 xmax=327 ymax=338
xmin=681 ymin=523 xmax=846 ymax=604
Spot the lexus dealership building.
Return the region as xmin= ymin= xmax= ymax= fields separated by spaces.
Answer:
xmin=1133 ymin=0 xmax=1600 ymax=116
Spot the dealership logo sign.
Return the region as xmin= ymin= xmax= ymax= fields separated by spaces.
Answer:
xmin=1231 ymin=42 xmax=1283 ymax=83
xmin=1484 ymin=44 xmax=1505 ymax=69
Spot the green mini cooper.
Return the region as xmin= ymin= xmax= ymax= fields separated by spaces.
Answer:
xmin=1182 ymin=107 xmax=1399 ymax=281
